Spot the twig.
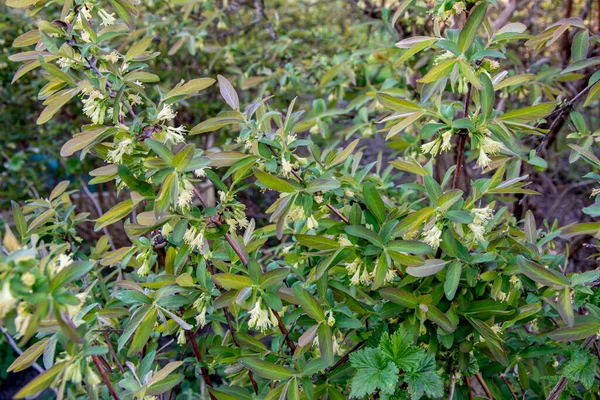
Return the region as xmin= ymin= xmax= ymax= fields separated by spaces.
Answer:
xmin=465 ymin=376 xmax=474 ymax=400
xmin=325 ymin=339 xmax=367 ymax=374
xmin=452 ymin=83 xmax=472 ymax=190
xmin=80 ymin=179 xmax=116 ymax=250
xmin=448 ymin=372 xmax=456 ymax=400
xmin=500 ymin=373 xmax=518 ymax=400
xmin=475 ymin=372 xmax=494 ymax=399
xmin=103 ymin=331 xmax=124 ymax=374
xmin=185 ymin=330 xmax=217 ymax=400
xmin=91 ymin=354 xmax=121 ymax=400
xmin=271 ymin=309 xmax=297 ymax=352
xmin=253 ymin=0 xmax=278 ymax=40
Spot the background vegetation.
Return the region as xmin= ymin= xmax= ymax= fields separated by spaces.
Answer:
xmin=1 ymin=0 xmax=600 ymax=399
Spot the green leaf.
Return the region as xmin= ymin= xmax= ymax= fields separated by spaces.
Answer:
xmin=217 ymin=75 xmax=240 ymax=110
xmin=557 ymin=287 xmax=574 ymax=327
xmin=344 ymin=225 xmax=384 ymax=247
xmin=571 ymin=30 xmax=589 ymax=62
xmin=125 ymin=36 xmax=152 ymax=61
xmin=386 ymin=240 xmax=431 ymax=254
xmin=517 ymin=256 xmax=569 ymax=288
xmin=372 ymin=252 xmax=390 ymax=290
xmin=253 ymin=168 xmax=296 ymax=193
xmin=349 ymin=348 xmax=399 ymax=397
xmin=147 ymin=361 xmax=184 ymax=387
xmin=406 ymin=259 xmax=447 ymax=278
xmin=584 ymin=81 xmax=600 ymax=107
xmin=427 ymin=305 xmax=456 ymax=333
xmin=14 ymin=362 xmax=66 ymax=399
xmin=379 ymin=329 xmax=423 ymax=371
xmin=293 ymin=286 xmax=325 ymax=322
xmin=95 ymin=199 xmax=134 ymax=231
xmin=500 ymin=102 xmax=556 ymax=122
xmin=562 ymin=347 xmax=599 ymax=390
xmin=146 ymin=139 xmax=173 ymax=164
xmin=295 ymin=234 xmax=340 ymax=250
xmin=548 ymin=323 xmax=600 ymax=341
xmin=238 ymin=358 xmax=294 ymax=380
xmin=380 ymin=287 xmax=418 ymax=308
xmin=480 ymin=72 xmax=494 ymax=119
xmin=363 ymin=181 xmax=386 ymax=223
xmin=376 ymin=93 xmax=423 ymax=113
xmin=8 ymin=338 xmax=49 ymax=373
xmin=306 ymin=178 xmax=340 ymax=193
xmin=37 ymin=88 xmax=78 ymax=125
xmin=165 ymin=78 xmax=216 ymax=100
xmin=418 ymin=59 xmax=456 ymax=84
xmin=212 ymin=273 xmax=253 ymax=289
xmin=128 ymin=307 xmax=157 ymax=356
xmin=50 ymin=261 xmax=94 ymax=292
xmin=444 ymin=261 xmax=461 ymax=301
xmin=458 ymin=2 xmax=488 ymax=52
xmin=403 ymin=353 xmax=444 ymax=400
xmin=318 ymin=323 xmax=334 ymax=367
xmin=259 ymin=268 xmax=290 ymax=289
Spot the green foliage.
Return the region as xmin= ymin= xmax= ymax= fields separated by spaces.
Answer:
xmin=2 ymin=0 xmax=600 ymax=399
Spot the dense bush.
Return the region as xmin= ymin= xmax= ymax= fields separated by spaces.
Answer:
xmin=2 ymin=0 xmax=600 ymax=399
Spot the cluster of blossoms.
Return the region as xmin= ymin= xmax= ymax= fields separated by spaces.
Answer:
xmin=468 ymin=206 xmax=494 ymax=241
xmin=421 ymin=128 xmax=454 ymax=157
xmin=135 ymin=248 xmax=155 ymax=276
xmin=193 ymin=293 xmax=210 ymax=328
xmin=247 ymin=298 xmax=278 ymax=332
xmin=178 ymin=178 xmax=196 ymax=209
xmin=345 ymin=258 xmax=395 ymax=286
xmin=107 ymin=137 xmax=134 ymax=163
xmin=422 ymin=224 xmax=442 ymax=249
xmin=183 ymin=224 xmax=209 ymax=256
xmin=474 ymin=130 xmax=503 ymax=168
xmin=81 ymin=87 xmax=107 ymax=125
xmin=288 ymin=205 xmax=320 ymax=230
xmin=225 ymin=206 xmax=250 ymax=233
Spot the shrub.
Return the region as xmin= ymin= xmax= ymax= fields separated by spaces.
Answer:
xmin=2 ymin=0 xmax=600 ymax=399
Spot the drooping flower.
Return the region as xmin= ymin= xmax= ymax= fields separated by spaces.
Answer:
xmin=338 ymin=235 xmax=353 ymax=247
xmin=248 ymin=298 xmax=275 ymax=332
xmin=193 ymin=294 xmax=209 ymax=328
xmin=422 ymin=225 xmax=442 ymax=249
xmin=0 ymin=282 xmax=17 ymax=318
xmin=281 ymin=159 xmax=293 ymax=177
xmin=183 ymin=225 xmax=206 ymax=252
xmin=477 ymin=150 xmax=491 ymax=168
xmin=14 ymin=303 xmax=31 ymax=338
xmin=306 ymin=215 xmax=319 ymax=230
xmin=178 ymin=179 xmax=195 ymax=209
xmin=82 ymin=90 xmax=106 ymax=124
xmin=421 ymin=139 xmax=441 ymax=156
xmin=107 ymin=138 xmax=134 ymax=163
xmin=440 ymin=130 xmax=453 ymax=152
xmin=194 ymin=167 xmax=206 ymax=178
xmin=98 ymin=9 xmax=116 ymax=26
xmin=326 ymin=310 xmax=335 ymax=327
xmin=103 ymin=50 xmax=120 ymax=63
xmin=157 ymin=105 xmax=176 ymax=121
xmin=164 ymin=126 xmax=187 ymax=143
xmin=21 ymin=272 xmax=35 ymax=287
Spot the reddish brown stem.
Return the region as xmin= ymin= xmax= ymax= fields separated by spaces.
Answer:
xmin=103 ymin=331 xmax=125 ymax=374
xmin=500 ymin=373 xmax=518 ymax=400
xmin=475 ymin=372 xmax=494 ymax=399
xmin=185 ymin=330 xmax=216 ymax=400
xmin=272 ymin=310 xmax=297 ymax=352
xmin=91 ymin=355 xmax=120 ymax=400
xmin=326 ymin=339 xmax=367 ymax=374
xmin=465 ymin=376 xmax=474 ymax=400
